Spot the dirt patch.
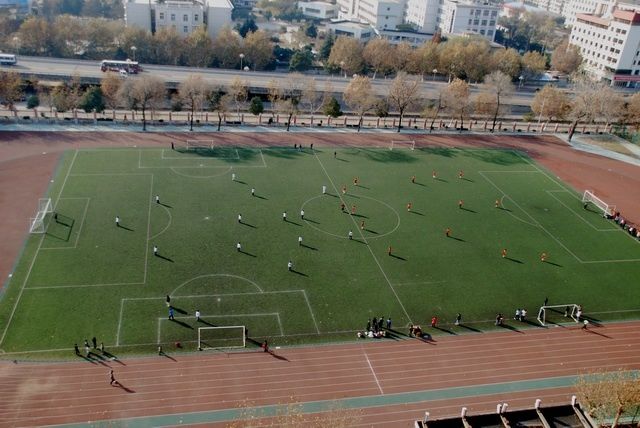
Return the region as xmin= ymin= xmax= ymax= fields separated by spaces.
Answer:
xmin=579 ymin=134 xmax=640 ymax=160
xmin=1 ymin=131 xmax=639 ymax=290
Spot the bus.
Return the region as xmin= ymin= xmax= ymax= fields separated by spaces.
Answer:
xmin=0 ymin=54 xmax=17 ymax=65
xmin=100 ymin=59 xmax=141 ymax=74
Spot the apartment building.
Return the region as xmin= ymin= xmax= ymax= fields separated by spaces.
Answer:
xmin=337 ymin=0 xmax=499 ymax=39
xmin=438 ymin=0 xmax=500 ymax=41
xmin=298 ymin=1 xmax=338 ymax=19
xmin=569 ymin=2 xmax=640 ymax=85
xmin=124 ymin=0 xmax=233 ymax=38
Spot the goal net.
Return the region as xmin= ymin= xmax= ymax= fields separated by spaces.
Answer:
xmin=184 ymin=140 xmax=215 ymax=151
xmin=198 ymin=325 xmax=246 ymax=350
xmin=29 ymin=198 xmax=53 ymax=234
xmin=390 ymin=140 xmax=415 ymax=150
xmin=582 ymin=190 xmax=615 ymax=216
xmin=537 ymin=304 xmax=580 ymax=326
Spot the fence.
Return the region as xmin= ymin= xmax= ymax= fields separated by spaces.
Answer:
xmin=0 ymin=107 xmax=613 ymax=135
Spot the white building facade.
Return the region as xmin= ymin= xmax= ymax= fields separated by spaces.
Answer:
xmin=438 ymin=0 xmax=500 ymax=41
xmin=124 ymin=0 xmax=233 ymax=38
xmin=298 ymin=1 xmax=338 ymax=19
xmin=569 ymin=2 xmax=640 ymax=85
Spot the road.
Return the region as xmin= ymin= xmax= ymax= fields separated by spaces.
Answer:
xmin=3 ymin=55 xmax=537 ymax=109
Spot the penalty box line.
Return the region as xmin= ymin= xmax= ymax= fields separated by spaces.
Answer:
xmin=138 ymin=149 xmax=267 ymax=169
xmin=117 ymin=290 xmax=319 ymax=346
xmin=156 ymin=313 xmax=284 ymax=344
xmin=161 ymin=148 xmax=240 ymax=160
xmin=40 ymin=197 xmax=91 ymax=251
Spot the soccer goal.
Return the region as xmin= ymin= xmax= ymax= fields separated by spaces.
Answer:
xmin=29 ymin=198 xmax=53 ymax=234
xmin=582 ymin=190 xmax=615 ymax=216
xmin=537 ymin=304 xmax=580 ymax=326
xmin=390 ymin=140 xmax=415 ymax=150
xmin=198 ymin=325 xmax=246 ymax=350
xmin=184 ymin=140 xmax=215 ymax=151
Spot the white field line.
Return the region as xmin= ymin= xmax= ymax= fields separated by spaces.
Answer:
xmin=364 ymin=350 xmax=384 ymax=394
xmin=143 ymin=174 xmax=154 ymax=284
xmin=393 ymin=280 xmax=447 ymax=287
xmin=168 ymin=167 xmax=232 ymax=179
xmin=545 ymin=190 xmax=621 ymax=232
xmin=301 ymin=289 xmax=320 ymax=334
xmin=260 ymin=149 xmax=267 ymax=167
xmin=69 ymin=173 xmax=151 ymax=176
xmin=161 ymin=148 xmax=240 ymax=160
xmin=155 ymin=313 xmax=283 ymax=344
xmin=116 ymin=299 xmax=126 ymax=346
xmin=170 ymin=273 xmax=263 ymax=295
xmin=313 ymin=153 xmax=412 ymax=323
xmin=0 ymin=150 xmax=79 ymax=346
xmin=481 ymin=171 xmax=640 ymax=263
xmin=149 ymin=202 xmax=172 ymax=241
xmin=40 ymin=197 xmax=90 ymax=250
xmin=25 ymin=281 xmax=143 ymax=290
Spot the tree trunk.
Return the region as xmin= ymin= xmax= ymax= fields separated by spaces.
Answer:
xmin=357 ymin=115 xmax=363 ymax=132
xmin=568 ymin=119 xmax=579 ymax=141
xmin=286 ymin=113 xmax=293 ymax=132
xmin=612 ymin=405 xmax=623 ymax=428
xmin=142 ymin=107 xmax=147 ymax=131
xmin=217 ymin=112 xmax=222 ymax=131
xmin=460 ymin=112 xmax=464 ymax=130
xmin=429 ymin=103 xmax=441 ymax=131
xmin=190 ymin=105 xmax=194 ymax=131
xmin=491 ymin=94 xmax=500 ymax=132
xmin=397 ymin=108 xmax=403 ymax=133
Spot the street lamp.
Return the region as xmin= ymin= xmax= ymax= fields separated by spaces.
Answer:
xmin=239 ymin=53 xmax=245 ymax=70
xmin=518 ymin=75 xmax=524 ymax=89
xmin=432 ymin=68 xmax=438 ymax=81
xmin=12 ymin=36 xmax=20 ymax=55
xmin=131 ymin=46 xmax=137 ymax=62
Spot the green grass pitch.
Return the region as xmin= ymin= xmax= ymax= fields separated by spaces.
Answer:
xmin=1 ymin=145 xmax=639 ymax=356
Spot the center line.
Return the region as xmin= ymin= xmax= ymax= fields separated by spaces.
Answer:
xmin=364 ymin=350 xmax=384 ymax=394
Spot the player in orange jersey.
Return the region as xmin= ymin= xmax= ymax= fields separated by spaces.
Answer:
xmin=432 ymin=170 xmax=437 ymax=179
xmin=502 ymin=248 xmax=507 ymax=258
xmin=495 ymin=199 xmax=500 ymax=208
xmin=540 ymin=252 xmax=547 ymax=262
xmin=458 ymin=170 xmax=464 ymax=179
xmin=351 ymin=205 xmax=356 ymax=215
xmin=407 ymin=202 xmax=412 ymax=212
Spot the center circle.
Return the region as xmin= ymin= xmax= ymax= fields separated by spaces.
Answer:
xmin=301 ymin=194 xmax=400 ymax=239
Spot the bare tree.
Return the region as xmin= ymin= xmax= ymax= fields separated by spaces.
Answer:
xmin=179 ymin=74 xmax=210 ymax=131
xmin=267 ymin=78 xmax=282 ymax=119
xmin=300 ymin=77 xmax=323 ymax=116
xmin=444 ymin=78 xmax=473 ymax=129
xmin=625 ymin=92 xmax=640 ymax=130
xmin=0 ymin=71 xmax=23 ymax=110
xmin=531 ymin=85 xmax=570 ymax=122
xmin=207 ymin=86 xmax=229 ymax=131
xmin=482 ymin=71 xmax=515 ymax=131
xmin=387 ymin=72 xmax=421 ymax=133
xmin=281 ymin=74 xmax=306 ymax=131
xmin=100 ymin=72 xmax=122 ymax=111
xmin=576 ymin=370 xmax=640 ymax=428
xmin=125 ymin=75 xmax=166 ymax=131
xmin=597 ymin=86 xmax=625 ymax=128
xmin=567 ymin=78 xmax=601 ymax=141
xmin=327 ymin=36 xmax=364 ymax=76
xmin=344 ymin=76 xmax=377 ymax=132
xmin=551 ymin=40 xmax=582 ymax=75
xmin=362 ymin=38 xmax=394 ymax=79
xmin=427 ymin=86 xmax=447 ymax=131
xmin=228 ymin=77 xmax=249 ymax=116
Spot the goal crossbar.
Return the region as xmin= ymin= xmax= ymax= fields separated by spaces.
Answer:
xmin=582 ymin=190 xmax=615 ymax=216
xmin=390 ymin=140 xmax=415 ymax=150
xmin=185 ymin=140 xmax=215 ymax=150
xmin=537 ymin=304 xmax=580 ymax=326
xmin=198 ymin=325 xmax=245 ymax=350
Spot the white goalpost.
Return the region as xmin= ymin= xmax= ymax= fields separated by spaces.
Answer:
xmin=390 ymin=140 xmax=416 ymax=151
xmin=184 ymin=140 xmax=216 ymax=151
xmin=198 ymin=325 xmax=246 ymax=350
xmin=582 ymin=190 xmax=615 ymax=216
xmin=29 ymin=198 xmax=53 ymax=234
xmin=537 ymin=304 xmax=580 ymax=326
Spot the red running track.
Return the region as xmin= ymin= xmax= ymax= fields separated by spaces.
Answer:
xmin=0 ymin=321 xmax=638 ymax=427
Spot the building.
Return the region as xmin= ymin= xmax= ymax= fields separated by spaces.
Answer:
xmin=569 ymin=2 xmax=640 ymax=86
xmin=327 ymin=19 xmax=376 ymax=40
xmin=563 ymin=0 xmax=612 ymax=26
xmin=124 ymin=0 xmax=233 ymax=38
xmin=437 ymin=0 xmax=500 ymax=41
xmin=336 ymin=0 xmax=499 ymax=40
xmin=379 ymin=28 xmax=434 ymax=46
xmin=298 ymin=1 xmax=338 ymax=20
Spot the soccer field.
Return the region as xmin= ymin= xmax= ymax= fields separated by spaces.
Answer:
xmin=1 ymin=144 xmax=639 ymax=356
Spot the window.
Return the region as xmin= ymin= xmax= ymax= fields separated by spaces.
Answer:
xmin=483 ymin=9 xmax=489 ymax=16
xmin=386 ymin=7 xmax=390 ymax=10
xmin=171 ymin=14 xmax=175 ymax=21
xmin=183 ymin=25 xmax=188 ymax=32
xmin=159 ymin=12 xmax=164 ymax=20
xmin=468 ymin=19 xmax=472 ymax=24
xmin=487 ymin=29 xmax=493 ymax=36
xmin=480 ymin=29 xmax=485 ymax=35
xmin=473 ymin=19 xmax=479 ymax=25
xmin=194 ymin=14 xmax=199 ymax=21
xmin=481 ymin=19 xmax=487 ymax=26
xmin=489 ymin=20 xmax=494 ymax=26
xmin=183 ymin=14 xmax=188 ymax=22
xmin=491 ymin=10 xmax=497 ymax=17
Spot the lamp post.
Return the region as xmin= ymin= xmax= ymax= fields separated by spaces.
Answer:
xmin=239 ymin=53 xmax=245 ymax=70
xmin=518 ymin=75 xmax=524 ymax=89
xmin=432 ymin=68 xmax=438 ymax=81
xmin=537 ymin=96 xmax=547 ymax=126
xmin=12 ymin=36 xmax=20 ymax=55
xmin=131 ymin=46 xmax=137 ymax=62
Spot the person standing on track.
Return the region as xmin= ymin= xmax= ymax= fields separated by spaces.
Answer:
xmin=109 ymin=369 xmax=117 ymax=386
